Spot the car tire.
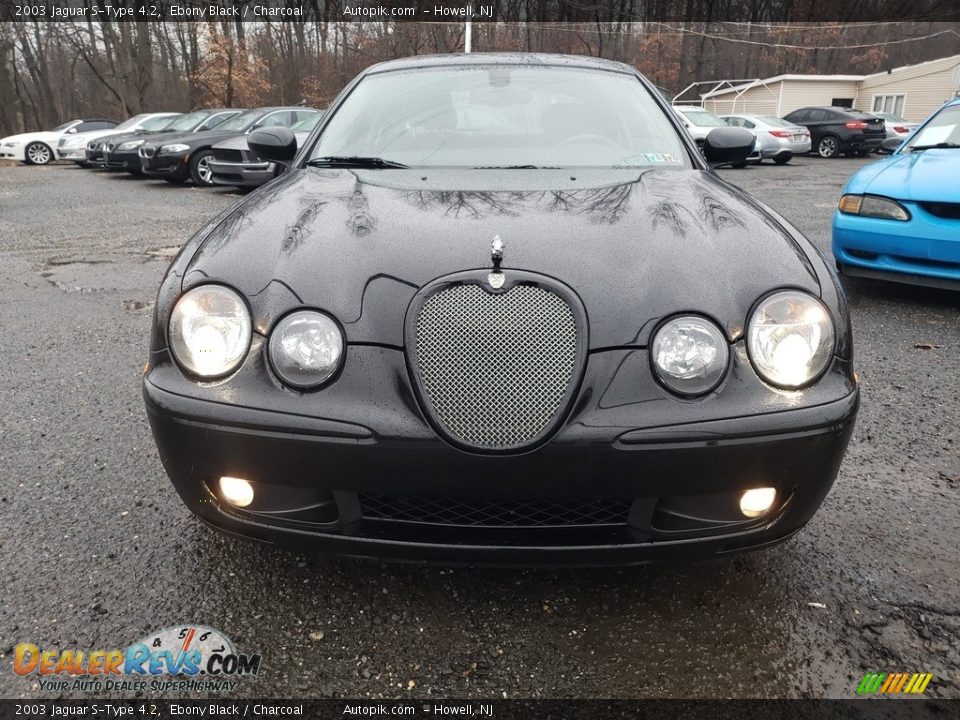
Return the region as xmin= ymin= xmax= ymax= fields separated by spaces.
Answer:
xmin=731 ymin=161 xmax=748 ymax=169
xmin=856 ymin=149 xmax=871 ymax=157
xmin=24 ymin=141 xmax=53 ymax=165
xmin=817 ymin=135 xmax=839 ymax=159
xmin=773 ymin=153 xmax=792 ymax=165
xmin=189 ymin=149 xmax=215 ymax=186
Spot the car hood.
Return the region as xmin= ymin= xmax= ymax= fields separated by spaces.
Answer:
xmin=183 ymin=167 xmax=819 ymax=349
xmin=149 ymin=130 xmax=242 ymax=148
xmin=851 ymin=150 xmax=960 ymax=203
xmin=1 ymin=130 xmax=62 ymax=144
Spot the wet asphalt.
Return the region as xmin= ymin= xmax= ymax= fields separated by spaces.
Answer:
xmin=0 ymin=157 xmax=957 ymax=700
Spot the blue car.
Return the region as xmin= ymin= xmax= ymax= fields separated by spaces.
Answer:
xmin=832 ymin=99 xmax=960 ymax=290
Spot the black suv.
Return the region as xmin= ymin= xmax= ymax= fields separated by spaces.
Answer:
xmin=783 ymin=107 xmax=885 ymax=158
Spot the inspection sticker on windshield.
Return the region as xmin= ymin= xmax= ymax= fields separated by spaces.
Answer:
xmin=640 ymin=152 xmax=682 ymax=164
xmin=912 ymin=124 xmax=955 ymax=146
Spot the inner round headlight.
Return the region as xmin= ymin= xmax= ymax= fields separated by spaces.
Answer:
xmin=747 ymin=290 xmax=835 ymax=389
xmin=168 ymin=285 xmax=251 ymax=379
xmin=268 ymin=310 xmax=344 ymax=389
xmin=652 ymin=315 xmax=729 ymax=396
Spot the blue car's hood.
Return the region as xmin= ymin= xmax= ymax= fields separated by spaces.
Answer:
xmin=849 ymin=150 xmax=960 ymax=203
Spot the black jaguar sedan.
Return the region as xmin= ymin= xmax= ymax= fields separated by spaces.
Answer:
xmin=144 ymin=54 xmax=859 ymax=565
xmin=138 ymin=106 xmax=320 ymax=186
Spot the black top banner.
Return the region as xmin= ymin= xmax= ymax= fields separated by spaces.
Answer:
xmin=4 ymin=0 xmax=960 ymax=23
xmin=0 ymin=699 xmax=955 ymax=720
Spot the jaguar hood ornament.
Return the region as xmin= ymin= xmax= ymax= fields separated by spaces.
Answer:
xmin=488 ymin=235 xmax=505 ymax=289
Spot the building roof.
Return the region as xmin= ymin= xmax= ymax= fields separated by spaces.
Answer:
xmin=701 ymin=54 xmax=960 ymax=99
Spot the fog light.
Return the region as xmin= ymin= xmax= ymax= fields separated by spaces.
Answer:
xmin=739 ymin=487 xmax=776 ymax=518
xmin=219 ymin=476 xmax=254 ymax=507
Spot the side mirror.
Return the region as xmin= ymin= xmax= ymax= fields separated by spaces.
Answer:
xmin=67 ymin=128 xmax=78 ymax=134
xmin=881 ymin=137 xmax=903 ymax=152
xmin=248 ymin=126 xmax=297 ymax=162
xmin=703 ymin=127 xmax=755 ymax=167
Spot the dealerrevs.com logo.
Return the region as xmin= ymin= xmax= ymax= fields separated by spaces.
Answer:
xmin=856 ymin=672 xmax=934 ymax=695
xmin=13 ymin=625 xmax=262 ymax=693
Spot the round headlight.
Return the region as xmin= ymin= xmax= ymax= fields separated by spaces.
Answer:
xmin=652 ymin=315 xmax=729 ymax=396
xmin=268 ymin=310 xmax=344 ymax=389
xmin=168 ymin=285 xmax=251 ymax=379
xmin=747 ymin=290 xmax=835 ymax=389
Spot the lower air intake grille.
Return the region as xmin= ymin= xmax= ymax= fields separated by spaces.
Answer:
xmin=413 ymin=283 xmax=578 ymax=450
xmin=359 ymin=495 xmax=631 ymax=528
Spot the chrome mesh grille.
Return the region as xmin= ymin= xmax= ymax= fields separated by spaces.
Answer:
xmin=413 ymin=283 xmax=577 ymax=450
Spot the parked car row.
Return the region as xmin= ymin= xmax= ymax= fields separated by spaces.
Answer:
xmin=670 ymin=104 xmax=918 ymax=163
xmin=0 ymin=105 xmax=323 ymax=190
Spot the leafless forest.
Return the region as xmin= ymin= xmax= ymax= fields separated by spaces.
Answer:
xmin=2 ymin=2 xmax=959 ymax=134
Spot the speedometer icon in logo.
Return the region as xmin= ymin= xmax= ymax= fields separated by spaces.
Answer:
xmin=126 ymin=624 xmax=260 ymax=677
xmin=137 ymin=625 xmax=235 ymax=664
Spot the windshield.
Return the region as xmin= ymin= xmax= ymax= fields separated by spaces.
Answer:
xmin=216 ymin=110 xmax=263 ymax=132
xmin=141 ymin=115 xmax=179 ymax=131
xmin=52 ymin=121 xmax=77 ymax=132
xmin=677 ymin=109 xmax=727 ymax=127
xmin=164 ymin=111 xmax=209 ymax=132
xmin=902 ymin=105 xmax=960 ymax=150
xmin=310 ymin=66 xmax=689 ymax=168
xmin=292 ymin=114 xmax=322 ymax=132
xmin=875 ymin=112 xmax=906 ymax=122
xmin=113 ymin=114 xmax=148 ymax=131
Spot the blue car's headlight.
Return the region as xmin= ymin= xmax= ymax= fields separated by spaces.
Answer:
xmin=838 ymin=194 xmax=910 ymax=221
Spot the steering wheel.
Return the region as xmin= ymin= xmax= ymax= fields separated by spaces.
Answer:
xmin=558 ymin=133 xmax=618 ymax=147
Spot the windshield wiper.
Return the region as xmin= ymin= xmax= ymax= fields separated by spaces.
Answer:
xmin=472 ymin=165 xmax=559 ymax=169
xmin=908 ymin=142 xmax=960 ymax=151
xmin=307 ymin=156 xmax=408 ymax=169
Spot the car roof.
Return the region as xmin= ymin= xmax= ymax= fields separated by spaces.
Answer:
xmin=364 ymin=52 xmax=637 ymax=76
xmin=79 ymin=118 xmax=118 ymax=123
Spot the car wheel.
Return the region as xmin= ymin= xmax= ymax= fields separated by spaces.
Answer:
xmin=189 ymin=150 xmax=215 ymax=186
xmin=25 ymin=141 xmax=53 ymax=165
xmin=817 ymin=136 xmax=839 ymax=158
xmin=773 ymin=153 xmax=792 ymax=165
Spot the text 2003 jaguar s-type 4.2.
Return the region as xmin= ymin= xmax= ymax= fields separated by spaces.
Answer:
xmin=143 ymin=54 xmax=859 ymax=565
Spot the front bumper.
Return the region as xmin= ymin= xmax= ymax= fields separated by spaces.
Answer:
xmin=57 ymin=146 xmax=87 ymax=161
xmin=833 ymin=206 xmax=960 ymax=290
xmin=0 ymin=145 xmax=25 ymax=161
xmin=144 ymin=341 xmax=858 ymax=565
xmin=139 ymin=150 xmax=189 ymax=178
xmin=209 ymin=158 xmax=276 ymax=187
xmin=103 ymin=148 xmax=140 ymax=171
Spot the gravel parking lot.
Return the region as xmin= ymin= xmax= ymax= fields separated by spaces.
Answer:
xmin=0 ymin=157 xmax=957 ymax=700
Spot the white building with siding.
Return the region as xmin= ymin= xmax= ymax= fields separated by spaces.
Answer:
xmin=700 ymin=54 xmax=960 ymax=122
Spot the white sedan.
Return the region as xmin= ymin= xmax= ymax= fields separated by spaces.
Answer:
xmin=672 ymin=105 xmax=761 ymax=167
xmin=0 ymin=119 xmax=117 ymax=165
xmin=57 ymin=113 xmax=179 ymax=165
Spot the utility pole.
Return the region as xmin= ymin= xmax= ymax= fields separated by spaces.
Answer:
xmin=465 ymin=7 xmax=472 ymax=53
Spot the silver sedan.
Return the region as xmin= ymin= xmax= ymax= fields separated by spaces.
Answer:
xmin=721 ymin=113 xmax=811 ymax=164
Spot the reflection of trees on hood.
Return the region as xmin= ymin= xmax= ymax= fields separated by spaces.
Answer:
xmin=404 ymin=184 xmax=637 ymax=224
xmin=405 ymin=190 xmax=523 ymax=219
xmin=282 ymin=192 xmax=329 ymax=253
xmin=345 ymin=187 xmax=377 ymax=237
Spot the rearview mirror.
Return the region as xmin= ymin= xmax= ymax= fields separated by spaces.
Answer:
xmin=881 ymin=137 xmax=903 ymax=152
xmin=248 ymin=126 xmax=297 ymax=162
xmin=703 ymin=127 xmax=755 ymax=167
